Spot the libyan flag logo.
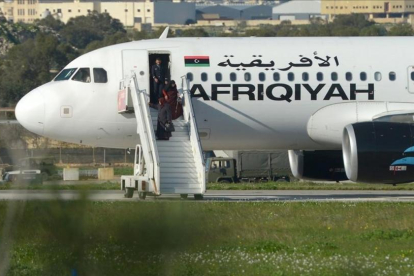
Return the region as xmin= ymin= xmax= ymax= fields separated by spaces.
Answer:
xmin=184 ymin=56 xmax=210 ymax=67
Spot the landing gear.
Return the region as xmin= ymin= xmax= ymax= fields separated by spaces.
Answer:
xmin=180 ymin=194 xmax=188 ymax=199
xmin=138 ymin=192 xmax=147 ymax=200
xmin=194 ymin=194 xmax=204 ymax=200
xmin=124 ymin=188 xmax=134 ymax=198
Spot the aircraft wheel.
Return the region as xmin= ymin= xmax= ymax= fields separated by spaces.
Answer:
xmin=194 ymin=194 xmax=204 ymax=200
xmin=138 ymin=192 xmax=147 ymax=200
xmin=124 ymin=188 xmax=134 ymax=198
xmin=180 ymin=194 xmax=188 ymax=199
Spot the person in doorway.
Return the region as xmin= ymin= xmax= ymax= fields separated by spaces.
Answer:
xmin=151 ymin=58 xmax=168 ymax=103
xmin=162 ymin=80 xmax=183 ymax=120
xmin=156 ymin=98 xmax=172 ymax=140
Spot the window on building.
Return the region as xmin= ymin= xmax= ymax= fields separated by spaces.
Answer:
xmin=389 ymin=72 xmax=396 ymax=81
xmin=201 ymin=72 xmax=208 ymax=82
xmin=93 ymin=68 xmax=108 ymax=83
xmin=125 ymin=9 xmax=128 ymax=12
xmin=288 ymin=72 xmax=294 ymax=81
xmin=273 ymin=72 xmax=280 ymax=81
xmin=147 ymin=9 xmax=150 ymax=12
xmin=331 ymin=72 xmax=338 ymax=81
xmin=317 ymin=72 xmax=323 ymax=81
xmin=302 ymin=72 xmax=309 ymax=81
xmin=216 ymin=73 xmax=222 ymax=82
xmin=244 ymin=73 xmax=251 ymax=82
xmin=68 ymin=9 xmax=71 ymax=12
xmin=72 ymin=68 xmax=91 ymax=83
xmin=346 ymin=72 xmax=352 ymax=81
xmin=57 ymin=8 xmax=61 ymax=13
xmin=259 ymin=72 xmax=265 ymax=82
xmin=78 ymin=9 xmax=81 ymax=12
xmin=137 ymin=9 xmax=141 ymax=12
xmin=187 ymin=72 xmax=193 ymax=82
xmin=230 ymin=73 xmax=237 ymax=81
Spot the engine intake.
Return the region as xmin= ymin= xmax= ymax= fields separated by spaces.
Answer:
xmin=343 ymin=122 xmax=414 ymax=184
xmin=288 ymin=150 xmax=347 ymax=181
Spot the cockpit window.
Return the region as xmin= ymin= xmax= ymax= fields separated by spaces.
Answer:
xmin=54 ymin=68 xmax=77 ymax=81
xmin=72 ymin=68 xmax=91 ymax=83
xmin=93 ymin=68 xmax=108 ymax=83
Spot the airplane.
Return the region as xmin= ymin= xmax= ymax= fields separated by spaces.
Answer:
xmin=15 ymin=30 xmax=414 ymax=198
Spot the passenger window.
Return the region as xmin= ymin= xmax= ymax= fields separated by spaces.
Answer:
xmin=302 ymin=72 xmax=309 ymax=81
xmin=201 ymin=73 xmax=208 ymax=82
xmin=93 ymin=68 xmax=107 ymax=83
xmin=273 ymin=72 xmax=280 ymax=81
xmin=72 ymin=68 xmax=91 ymax=83
xmin=259 ymin=72 xmax=265 ymax=82
xmin=389 ymin=72 xmax=396 ymax=81
xmin=411 ymin=72 xmax=414 ymax=81
xmin=186 ymin=73 xmax=193 ymax=82
xmin=215 ymin=73 xmax=222 ymax=82
xmin=331 ymin=72 xmax=338 ymax=81
xmin=55 ymin=68 xmax=77 ymax=81
xmin=346 ymin=72 xmax=352 ymax=81
xmin=375 ymin=72 xmax=382 ymax=81
xmin=317 ymin=72 xmax=323 ymax=81
xmin=244 ymin=73 xmax=251 ymax=82
xmin=230 ymin=73 xmax=237 ymax=81
xmin=360 ymin=72 xmax=367 ymax=81
xmin=288 ymin=72 xmax=294 ymax=81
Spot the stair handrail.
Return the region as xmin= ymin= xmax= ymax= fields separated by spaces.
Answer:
xmin=130 ymin=73 xmax=160 ymax=195
xmin=181 ymin=76 xmax=206 ymax=193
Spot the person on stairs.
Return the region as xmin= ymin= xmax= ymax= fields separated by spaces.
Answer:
xmin=162 ymin=80 xmax=183 ymax=120
xmin=151 ymin=57 xmax=169 ymax=104
xmin=156 ymin=98 xmax=172 ymax=140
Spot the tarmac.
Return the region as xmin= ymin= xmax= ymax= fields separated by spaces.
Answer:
xmin=1 ymin=190 xmax=414 ymax=202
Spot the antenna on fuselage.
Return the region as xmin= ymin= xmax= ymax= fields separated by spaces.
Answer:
xmin=159 ymin=26 xmax=169 ymax=39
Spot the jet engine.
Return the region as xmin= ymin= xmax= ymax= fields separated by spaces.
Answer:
xmin=288 ymin=150 xmax=347 ymax=181
xmin=343 ymin=122 xmax=414 ymax=184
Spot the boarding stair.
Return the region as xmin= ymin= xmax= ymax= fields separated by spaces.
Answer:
xmin=120 ymin=73 xmax=205 ymax=199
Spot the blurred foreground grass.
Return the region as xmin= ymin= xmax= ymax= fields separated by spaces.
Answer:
xmin=1 ymin=200 xmax=414 ymax=275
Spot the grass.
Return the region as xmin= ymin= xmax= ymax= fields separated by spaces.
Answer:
xmin=0 ymin=182 xmax=120 ymax=190
xmin=1 ymin=200 xmax=414 ymax=275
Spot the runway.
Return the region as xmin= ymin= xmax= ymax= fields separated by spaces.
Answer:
xmin=1 ymin=190 xmax=414 ymax=202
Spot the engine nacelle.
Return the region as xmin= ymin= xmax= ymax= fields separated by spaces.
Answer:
xmin=288 ymin=150 xmax=347 ymax=181
xmin=343 ymin=122 xmax=414 ymax=184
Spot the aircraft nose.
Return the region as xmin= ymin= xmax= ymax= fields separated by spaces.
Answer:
xmin=15 ymin=88 xmax=45 ymax=135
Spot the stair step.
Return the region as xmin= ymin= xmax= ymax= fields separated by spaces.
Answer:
xmin=160 ymin=188 xmax=203 ymax=194
xmin=169 ymin=136 xmax=190 ymax=141
xmin=160 ymin=156 xmax=194 ymax=163
xmin=157 ymin=146 xmax=192 ymax=153
xmin=156 ymin=141 xmax=191 ymax=147
xmin=161 ymin=172 xmax=198 ymax=179
xmin=160 ymin=162 xmax=196 ymax=168
xmin=161 ymin=167 xmax=197 ymax=173
xmin=158 ymin=151 xmax=193 ymax=158
xmin=160 ymin=178 xmax=200 ymax=184
xmin=160 ymin=184 xmax=201 ymax=189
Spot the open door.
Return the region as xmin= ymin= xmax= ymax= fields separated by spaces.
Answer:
xmin=408 ymin=66 xmax=414 ymax=93
xmin=122 ymin=50 xmax=149 ymax=96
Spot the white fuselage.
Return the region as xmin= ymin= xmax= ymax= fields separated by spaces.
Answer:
xmin=15 ymin=37 xmax=414 ymax=151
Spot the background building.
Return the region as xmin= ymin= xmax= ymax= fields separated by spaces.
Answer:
xmin=196 ymin=4 xmax=274 ymax=20
xmin=322 ymin=0 xmax=414 ymax=23
xmin=272 ymin=0 xmax=325 ymax=21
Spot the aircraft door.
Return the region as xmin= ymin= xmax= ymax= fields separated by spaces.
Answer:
xmin=407 ymin=66 xmax=414 ymax=93
xmin=122 ymin=50 xmax=149 ymax=95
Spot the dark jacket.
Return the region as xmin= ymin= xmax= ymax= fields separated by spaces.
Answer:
xmin=158 ymin=103 xmax=172 ymax=125
xmin=151 ymin=64 xmax=169 ymax=82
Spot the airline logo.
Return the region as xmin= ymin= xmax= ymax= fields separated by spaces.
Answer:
xmin=185 ymin=56 xmax=210 ymax=67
